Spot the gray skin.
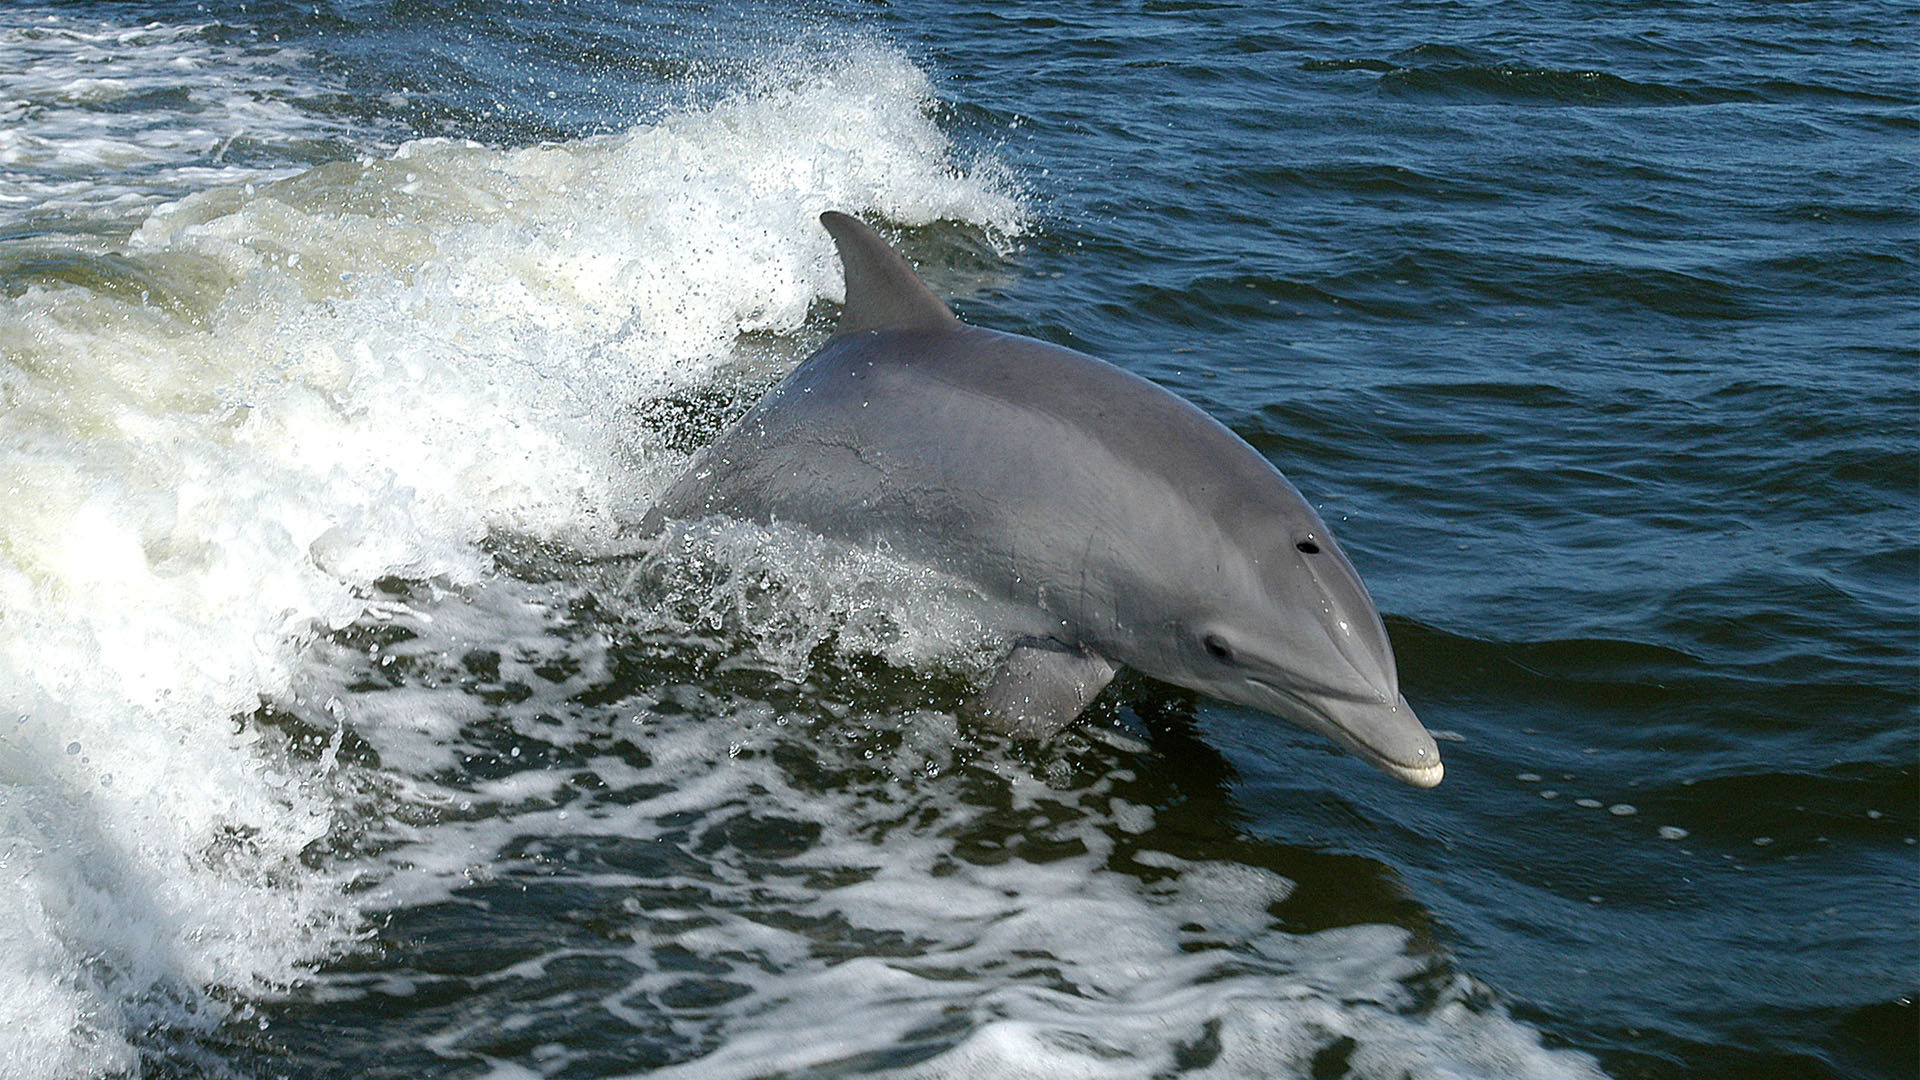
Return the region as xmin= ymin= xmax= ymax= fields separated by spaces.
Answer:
xmin=643 ymin=211 xmax=1442 ymax=787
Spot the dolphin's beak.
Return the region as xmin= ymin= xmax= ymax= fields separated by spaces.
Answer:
xmin=1321 ymin=693 xmax=1444 ymax=788
xmin=1251 ymin=680 xmax=1444 ymax=788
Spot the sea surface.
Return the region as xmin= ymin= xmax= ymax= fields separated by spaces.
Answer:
xmin=1 ymin=1 xmax=1914 ymax=1077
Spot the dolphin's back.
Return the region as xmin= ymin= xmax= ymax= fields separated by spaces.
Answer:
xmin=650 ymin=323 xmax=1305 ymax=635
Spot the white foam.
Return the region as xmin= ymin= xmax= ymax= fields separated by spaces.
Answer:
xmin=629 ymin=517 xmax=1020 ymax=682
xmin=0 ymin=12 xmax=360 ymax=233
xmin=0 ymin=37 xmax=1019 ymax=1076
xmin=0 ymin=21 xmax=1601 ymax=1073
xmin=291 ymin=579 xmax=1604 ymax=1079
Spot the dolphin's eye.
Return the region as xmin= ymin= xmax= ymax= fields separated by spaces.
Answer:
xmin=1295 ymin=538 xmax=1321 ymax=555
xmin=1203 ymin=635 xmax=1235 ymax=663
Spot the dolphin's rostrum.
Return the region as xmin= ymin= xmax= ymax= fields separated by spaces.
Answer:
xmin=644 ymin=211 xmax=1443 ymax=788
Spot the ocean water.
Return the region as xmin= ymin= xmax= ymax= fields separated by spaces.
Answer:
xmin=1 ymin=1 xmax=1913 ymax=1077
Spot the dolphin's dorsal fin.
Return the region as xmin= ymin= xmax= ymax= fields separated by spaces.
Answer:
xmin=820 ymin=211 xmax=958 ymax=339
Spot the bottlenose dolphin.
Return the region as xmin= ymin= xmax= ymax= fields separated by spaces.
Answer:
xmin=643 ymin=212 xmax=1442 ymax=787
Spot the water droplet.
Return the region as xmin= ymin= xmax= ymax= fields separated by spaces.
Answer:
xmin=1576 ymin=798 xmax=1602 ymax=809
xmin=1658 ymin=826 xmax=1689 ymax=841
xmin=65 ymin=741 xmax=81 ymax=756
xmin=1609 ymin=804 xmax=1637 ymax=816
xmin=1516 ymin=773 xmax=1542 ymax=783
xmin=1753 ymin=836 xmax=1774 ymax=846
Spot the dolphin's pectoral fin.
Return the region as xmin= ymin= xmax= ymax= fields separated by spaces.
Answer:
xmin=970 ymin=640 xmax=1117 ymax=740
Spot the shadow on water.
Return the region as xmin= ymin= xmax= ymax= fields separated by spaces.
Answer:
xmin=1117 ymin=674 xmax=1436 ymax=940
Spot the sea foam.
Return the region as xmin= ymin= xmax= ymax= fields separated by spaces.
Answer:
xmin=279 ymin=572 xmax=1606 ymax=1080
xmin=0 ymin=26 xmax=1019 ymax=1075
xmin=0 ymin=12 xmax=357 ymax=233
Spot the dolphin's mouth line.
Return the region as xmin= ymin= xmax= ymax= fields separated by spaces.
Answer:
xmin=1242 ymin=675 xmax=1444 ymax=788
xmin=1243 ymin=673 xmax=1387 ymax=716
xmin=1245 ymin=673 xmax=1385 ymax=708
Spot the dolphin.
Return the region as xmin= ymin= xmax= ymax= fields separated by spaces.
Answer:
xmin=642 ymin=211 xmax=1442 ymax=787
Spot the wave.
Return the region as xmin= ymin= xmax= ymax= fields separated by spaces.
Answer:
xmin=0 ymin=28 xmax=1020 ymax=1077
xmin=1303 ymin=43 xmax=1912 ymax=107
xmin=0 ymin=12 xmax=365 ymax=233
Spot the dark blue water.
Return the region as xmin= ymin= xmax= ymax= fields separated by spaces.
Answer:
xmin=1 ymin=2 xmax=1913 ymax=1078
